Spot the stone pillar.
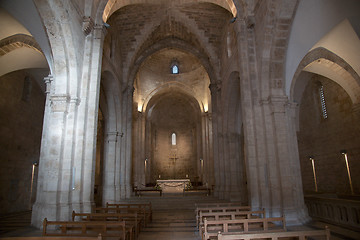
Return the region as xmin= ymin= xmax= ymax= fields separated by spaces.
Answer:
xmin=120 ymin=86 xmax=134 ymax=198
xmin=201 ymin=113 xmax=208 ymax=184
xmin=223 ymin=131 xmax=231 ymax=199
xmin=102 ymin=131 xmax=119 ymax=205
xmin=209 ymin=82 xmax=223 ymax=198
xmin=31 ymin=22 xmax=106 ymax=228
xmin=260 ymin=96 xmax=309 ymax=224
xmin=133 ymin=111 xmax=145 ymax=188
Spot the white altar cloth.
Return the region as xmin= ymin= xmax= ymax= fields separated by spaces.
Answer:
xmin=156 ymin=179 xmax=190 ymax=193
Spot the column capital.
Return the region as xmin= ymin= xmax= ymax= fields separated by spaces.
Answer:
xmin=123 ymin=85 xmax=135 ymax=96
xmin=269 ymin=95 xmax=288 ymax=113
xmin=209 ymin=81 xmax=222 ymax=93
xmin=43 ymin=75 xmax=54 ymax=94
xmin=106 ymin=131 xmax=119 ymax=142
xmin=50 ymin=94 xmax=69 ymax=112
xmin=83 ymin=17 xmax=94 ymax=36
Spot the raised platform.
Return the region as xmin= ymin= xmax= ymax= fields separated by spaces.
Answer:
xmin=156 ymin=179 xmax=190 ymax=193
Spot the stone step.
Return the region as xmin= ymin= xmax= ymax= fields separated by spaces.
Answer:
xmin=147 ymin=221 xmax=196 ymax=228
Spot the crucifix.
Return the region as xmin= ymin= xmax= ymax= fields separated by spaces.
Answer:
xmin=169 ymin=153 xmax=178 ymax=163
xmin=169 ymin=153 xmax=178 ymax=179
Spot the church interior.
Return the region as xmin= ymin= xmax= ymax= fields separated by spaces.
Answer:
xmin=0 ymin=0 xmax=360 ymax=239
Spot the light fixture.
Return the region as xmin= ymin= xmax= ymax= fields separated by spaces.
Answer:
xmin=29 ymin=162 xmax=38 ymax=209
xmin=204 ymin=104 xmax=208 ymax=113
xmin=308 ymin=156 xmax=318 ymax=192
xmin=340 ymin=150 xmax=354 ymax=195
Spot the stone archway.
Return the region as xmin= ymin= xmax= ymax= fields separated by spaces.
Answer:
xmin=146 ymin=91 xmax=202 ymax=183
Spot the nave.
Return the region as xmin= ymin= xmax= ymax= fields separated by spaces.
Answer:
xmin=0 ymin=194 xmax=359 ymax=240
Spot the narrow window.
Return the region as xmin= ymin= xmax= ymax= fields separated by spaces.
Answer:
xmin=319 ymin=85 xmax=328 ymax=119
xmin=171 ymin=64 xmax=179 ymax=74
xmin=171 ymin=133 xmax=176 ymax=145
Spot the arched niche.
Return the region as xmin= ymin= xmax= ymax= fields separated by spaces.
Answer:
xmin=145 ymin=90 xmax=202 ymax=183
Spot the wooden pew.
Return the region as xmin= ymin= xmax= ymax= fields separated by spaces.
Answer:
xmin=133 ymin=186 xmax=162 ymax=196
xmin=217 ymin=226 xmax=331 ymax=240
xmin=195 ymin=202 xmax=244 ymax=209
xmin=42 ymin=218 xmax=132 ymax=240
xmin=202 ymin=216 xmax=286 ymax=240
xmin=0 ymin=237 xmax=102 ymax=240
xmin=198 ymin=209 xmax=265 ymax=229
xmin=106 ymin=202 xmax=152 ymax=221
xmin=196 ymin=206 xmax=252 ymax=229
xmin=72 ymin=211 xmax=141 ymax=238
xmin=93 ymin=207 xmax=148 ymax=227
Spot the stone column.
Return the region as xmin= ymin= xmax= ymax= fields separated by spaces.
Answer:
xmin=120 ymin=86 xmax=134 ymax=198
xmin=31 ymin=22 xmax=106 ymax=228
xmin=133 ymin=111 xmax=145 ymax=188
xmin=209 ymin=82 xmax=223 ymax=198
xmin=261 ymin=96 xmax=309 ymax=224
xmin=201 ymin=113 xmax=208 ymax=184
xmin=102 ymin=131 xmax=118 ymax=205
xmin=223 ymin=131 xmax=231 ymax=199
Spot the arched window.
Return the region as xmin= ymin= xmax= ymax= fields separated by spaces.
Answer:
xmin=319 ymin=84 xmax=328 ymax=119
xmin=171 ymin=64 xmax=179 ymax=74
xmin=170 ymin=59 xmax=179 ymax=74
xmin=171 ymin=133 xmax=176 ymax=145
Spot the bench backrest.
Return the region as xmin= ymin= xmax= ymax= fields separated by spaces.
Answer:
xmin=203 ymin=216 xmax=286 ymax=240
xmin=106 ymin=202 xmax=152 ymax=221
xmin=195 ymin=202 xmax=244 ymax=208
xmin=43 ymin=218 xmax=127 ymax=239
xmin=72 ymin=210 xmax=138 ymax=222
xmin=196 ymin=206 xmax=252 ymax=228
xmin=106 ymin=202 xmax=151 ymax=210
xmin=217 ymin=227 xmax=331 ymax=240
xmin=198 ymin=209 xmax=265 ymax=228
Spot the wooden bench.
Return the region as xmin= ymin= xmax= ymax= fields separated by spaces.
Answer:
xmin=72 ymin=211 xmax=141 ymax=238
xmin=202 ymin=216 xmax=286 ymax=240
xmin=93 ymin=207 xmax=148 ymax=227
xmin=183 ymin=187 xmax=211 ymax=196
xmin=196 ymin=206 xmax=252 ymax=229
xmin=217 ymin=226 xmax=331 ymax=240
xmin=43 ymin=218 xmax=132 ymax=240
xmin=198 ymin=209 xmax=265 ymax=229
xmin=195 ymin=202 xmax=244 ymax=209
xmin=0 ymin=237 xmax=102 ymax=240
xmin=106 ymin=202 xmax=152 ymax=221
xmin=133 ymin=186 xmax=162 ymax=196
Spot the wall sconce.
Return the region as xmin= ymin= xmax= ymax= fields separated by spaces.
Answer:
xmin=341 ymin=150 xmax=354 ymax=195
xmin=29 ymin=162 xmax=38 ymax=209
xmin=308 ymin=156 xmax=318 ymax=192
xmin=204 ymin=104 xmax=208 ymax=113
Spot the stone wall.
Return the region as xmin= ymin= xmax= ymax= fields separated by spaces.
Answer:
xmin=298 ymin=74 xmax=360 ymax=195
xmin=0 ymin=70 xmax=45 ymax=214
xmin=148 ymin=92 xmax=200 ymax=183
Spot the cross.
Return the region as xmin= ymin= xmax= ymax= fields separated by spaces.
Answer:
xmin=169 ymin=153 xmax=178 ymax=163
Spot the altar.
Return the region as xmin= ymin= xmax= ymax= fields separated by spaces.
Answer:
xmin=156 ymin=179 xmax=191 ymax=193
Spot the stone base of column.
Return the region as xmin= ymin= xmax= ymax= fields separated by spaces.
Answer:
xmin=265 ymin=205 xmax=310 ymax=226
xmin=31 ymin=201 xmax=57 ymax=229
xmin=283 ymin=206 xmax=311 ymax=226
xmin=31 ymin=200 xmax=94 ymax=229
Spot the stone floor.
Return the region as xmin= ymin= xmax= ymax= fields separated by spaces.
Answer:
xmin=0 ymin=193 xmax=359 ymax=239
